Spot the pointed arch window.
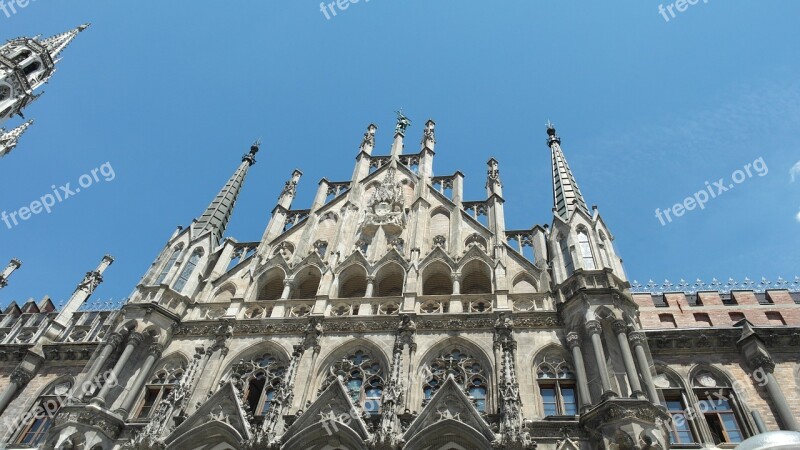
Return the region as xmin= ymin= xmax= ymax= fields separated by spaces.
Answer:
xmin=12 ymin=50 xmax=31 ymax=64
xmin=14 ymin=380 xmax=72 ymax=445
xmin=691 ymin=370 xmax=747 ymax=444
xmin=155 ymin=245 xmax=183 ymax=285
xmin=559 ymin=236 xmax=574 ymax=276
xmin=577 ymin=230 xmax=596 ymax=270
xmin=536 ymin=355 xmax=577 ymax=416
xmin=325 ymin=350 xmax=384 ymax=415
xmin=230 ymin=353 xmax=287 ymax=416
xmin=173 ymin=249 xmax=202 ymax=292
xmin=423 ymin=348 xmax=488 ymax=413
xmin=653 ymin=369 xmax=696 ymax=445
xmin=22 ymin=61 xmax=40 ymax=76
xmin=136 ymin=360 xmax=186 ymax=418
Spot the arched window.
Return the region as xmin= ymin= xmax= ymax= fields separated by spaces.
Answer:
xmin=135 ymin=359 xmax=186 ymax=418
xmin=0 ymin=85 xmax=10 ymax=101
xmin=257 ymin=267 xmax=285 ymax=300
xmin=577 ymin=230 xmax=596 ymax=270
xmin=461 ymin=260 xmax=492 ymax=294
xmin=14 ymin=379 xmax=72 ymax=445
xmin=375 ymin=263 xmax=404 ymax=297
xmin=338 ymin=265 xmax=368 ymax=298
xmin=292 ymin=266 xmax=321 ymax=299
xmin=231 ymin=353 xmax=287 ymax=416
xmin=536 ymin=355 xmax=577 ymax=416
xmin=691 ymin=369 xmax=747 ymax=444
xmin=559 ymin=236 xmax=574 ymax=276
xmin=653 ymin=368 xmax=697 ymax=445
xmin=155 ymin=245 xmax=183 ymax=285
xmin=173 ymin=249 xmax=202 ymax=292
xmin=423 ymin=348 xmax=488 ymax=413
xmin=422 ymin=261 xmax=453 ymax=295
xmin=325 ymin=350 xmax=384 ymax=415
xmin=22 ymin=61 xmax=40 ymax=76
xmin=12 ymin=50 xmax=31 ymax=64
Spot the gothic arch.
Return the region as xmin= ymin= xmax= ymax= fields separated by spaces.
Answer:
xmin=511 ymin=272 xmax=537 ymax=294
xmin=310 ymin=338 xmax=391 ymax=401
xmin=337 ymin=264 xmax=368 ymax=298
xmin=421 ymin=260 xmax=453 ymax=295
xmin=413 ymin=337 xmax=494 ymax=411
xmin=256 ymin=266 xmax=286 ymax=300
xmin=403 ymin=419 xmax=493 ymax=450
xmin=220 ymin=340 xmax=292 ymax=378
xmin=166 ymin=420 xmax=243 ymax=450
xmin=281 ymin=420 xmax=367 ymax=450
xmin=373 ymin=261 xmax=405 ymax=297
xmin=213 ymin=283 xmax=237 ymax=302
xmin=459 ymin=258 xmax=492 ymax=294
xmin=292 ymin=265 xmax=322 ymax=299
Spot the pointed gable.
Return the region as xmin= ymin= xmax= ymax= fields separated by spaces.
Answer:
xmin=402 ymin=375 xmax=495 ymax=444
xmin=164 ymin=382 xmax=251 ymax=446
xmin=281 ymin=378 xmax=370 ymax=444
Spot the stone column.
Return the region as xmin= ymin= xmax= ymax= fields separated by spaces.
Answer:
xmin=280 ymin=279 xmax=293 ymax=300
xmin=750 ymin=356 xmax=800 ymax=431
xmin=365 ymin=276 xmax=375 ymax=298
xmin=612 ymin=321 xmax=644 ymax=399
xmin=585 ymin=320 xmax=615 ymax=399
xmin=451 ymin=272 xmax=461 ymax=295
xmin=78 ymin=332 xmax=123 ymax=399
xmin=118 ymin=343 xmax=163 ymax=415
xmin=92 ymin=332 xmax=144 ymax=407
xmin=0 ymin=368 xmax=31 ymax=415
xmin=566 ymin=332 xmax=592 ymax=411
xmin=628 ymin=332 xmax=659 ymax=403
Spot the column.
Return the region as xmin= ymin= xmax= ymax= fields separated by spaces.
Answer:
xmin=752 ymin=357 xmax=800 ymax=431
xmin=365 ymin=276 xmax=375 ymax=298
xmin=451 ymin=272 xmax=461 ymax=295
xmin=628 ymin=332 xmax=659 ymax=403
xmin=0 ymin=368 xmax=31 ymax=415
xmin=78 ymin=332 xmax=123 ymax=399
xmin=566 ymin=332 xmax=592 ymax=411
xmin=585 ymin=320 xmax=615 ymax=399
xmin=118 ymin=343 xmax=163 ymax=415
xmin=612 ymin=321 xmax=644 ymax=399
xmin=92 ymin=332 xmax=144 ymax=407
xmin=281 ymin=279 xmax=293 ymax=300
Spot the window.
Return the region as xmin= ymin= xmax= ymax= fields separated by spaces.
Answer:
xmin=765 ymin=311 xmax=785 ymax=325
xmin=15 ymin=380 xmax=72 ymax=445
xmin=659 ymin=313 xmax=677 ymax=328
xmin=692 ymin=370 xmax=747 ymax=444
xmin=230 ymin=353 xmax=286 ymax=416
xmin=694 ymin=313 xmax=712 ymax=327
xmin=577 ymin=230 xmax=596 ymax=270
xmin=653 ymin=370 xmax=696 ymax=445
xmin=136 ymin=361 xmax=185 ymax=418
xmin=22 ymin=61 xmax=41 ymax=76
xmin=536 ymin=355 xmax=577 ymax=416
xmin=559 ymin=237 xmax=574 ymax=276
xmin=173 ymin=249 xmax=202 ymax=292
xmin=0 ymin=85 xmax=10 ymax=101
xmin=12 ymin=50 xmax=31 ymax=64
xmin=155 ymin=246 xmax=183 ymax=285
xmin=324 ymin=350 xmax=384 ymax=415
xmin=423 ymin=348 xmax=488 ymax=413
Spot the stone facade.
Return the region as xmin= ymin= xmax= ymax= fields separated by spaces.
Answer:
xmin=0 ymin=115 xmax=798 ymax=450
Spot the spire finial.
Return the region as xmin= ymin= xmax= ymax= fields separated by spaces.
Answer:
xmin=40 ymin=23 xmax=91 ymax=60
xmin=394 ymin=109 xmax=412 ymax=136
xmin=243 ymin=139 xmax=260 ymax=165
xmin=547 ymin=121 xmax=588 ymax=218
xmin=0 ymin=119 xmax=34 ymax=158
xmin=546 ymin=120 xmax=560 ymax=145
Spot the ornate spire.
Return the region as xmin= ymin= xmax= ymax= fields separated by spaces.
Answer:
xmin=40 ymin=23 xmax=90 ymax=60
xmin=547 ymin=122 xmax=589 ymax=219
xmin=192 ymin=141 xmax=259 ymax=245
xmin=0 ymin=120 xmax=33 ymax=158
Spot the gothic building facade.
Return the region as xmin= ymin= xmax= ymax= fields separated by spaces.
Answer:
xmin=0 ymin=24 xmax=88 ymax=158
xmin=0 ymin=115 xmax=799 ymax=450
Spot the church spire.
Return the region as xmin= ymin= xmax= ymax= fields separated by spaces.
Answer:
xmin=0 ymin=120 xmax=33 ymax=158
xmin=547 ymin=122 xmax=589 ymax=219
xmin=40 ymin=23 xmax=91 ymax=61
xmin=192 ymin=141 xmax=259 ymax=246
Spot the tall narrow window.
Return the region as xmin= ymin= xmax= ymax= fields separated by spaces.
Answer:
xmin=155 ymin=246 xmax=182 ymax=285
xmin=559 ymin=237 xmax=574 ymax=276
xmin=0 ymin=85 xmax=10 ymax=101
xmin=324 ymin=350 xmax=384 ymax=415
xmin=173 ymin=249 xmax=202 ymax=292
xmin=136 ymin=361 xmax=186 ymax=418
xmin=22 ymin=61 xmax=40 ymax=76
xmin=692 ymin=370 xmax=746 ymax=444
xmin=422 ymin=348 xmax=488 ymax=413
xmin=14 ymin=380 xmax=72 ymax=445
xmin=653 ymin=370 xmax=696 ymax=444
xmin=230 ymin=353 xmax=286 ymax=416
xmin=536 ymin=355 xmax=577 ymax=416
xmin=577 ymin=230 xmax=596 ymax=270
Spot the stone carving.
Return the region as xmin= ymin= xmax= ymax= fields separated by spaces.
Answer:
xmin=359 ymin=167 xmax=406 ymax=236
xmin=77 ymin=270 xmax=103 ymax=294
xmin=394 ymin=110 xmax=411 ymax=135
xmin=303 ymin=318 xmax=323 ymax=351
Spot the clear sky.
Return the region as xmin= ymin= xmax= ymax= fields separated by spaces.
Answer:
xmin=1 ymin=1 xmax=799 ymax=309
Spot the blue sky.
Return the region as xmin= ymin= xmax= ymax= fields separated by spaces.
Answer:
xmin=1 ymin=1 xmax=799 ymax=308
